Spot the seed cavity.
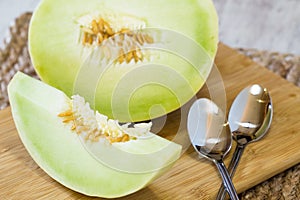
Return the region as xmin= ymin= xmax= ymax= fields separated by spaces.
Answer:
xmin=77 ymin=15 xmax=154 ymax=64
xmin=58 ymin=95 xmax=152 ymax=144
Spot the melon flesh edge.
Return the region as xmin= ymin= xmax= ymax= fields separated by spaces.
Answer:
xmin=8 ymin=72 xmax=182 ymax=198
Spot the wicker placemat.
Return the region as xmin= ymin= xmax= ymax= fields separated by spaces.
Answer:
xmin=0 ymin=12 xmax=37 ymax=110
xmin=0 ymin=13 xmax=299 ymax=199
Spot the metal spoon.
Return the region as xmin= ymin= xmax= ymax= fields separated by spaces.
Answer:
xmin=216 ymin=84 xmax=273 ymax=200
xmin=187 ymin=98 xmax=239 ymax=200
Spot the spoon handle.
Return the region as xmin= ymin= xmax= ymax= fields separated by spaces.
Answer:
xmin=215 ymin=160 xmax=239 ymax=200
xmin=216 ymin=145 xmax=245 ymax=200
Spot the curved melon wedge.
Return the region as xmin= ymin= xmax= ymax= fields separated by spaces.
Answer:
xmin=8 ymin=72 xmax=182 ymax=198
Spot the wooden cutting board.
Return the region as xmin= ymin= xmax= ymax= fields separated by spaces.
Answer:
xmin=1 ymin=44 xmax=300 ymax=199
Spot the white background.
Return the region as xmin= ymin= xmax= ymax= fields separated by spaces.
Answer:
xmin=0 ymin=0 xmax=39 ymax=47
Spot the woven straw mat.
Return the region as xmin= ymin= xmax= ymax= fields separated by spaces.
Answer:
xmin=0 ymin=13 xmax=299 ymax=200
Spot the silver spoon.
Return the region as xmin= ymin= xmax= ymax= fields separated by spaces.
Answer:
xmin=188 ymin=98 xmax=239 ymax=200
xmin=216 ymin=84 xmax=273 ymax=200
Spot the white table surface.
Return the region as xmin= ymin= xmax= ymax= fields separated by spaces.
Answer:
xmin=0 ymin=0 xmax=299 ymax=54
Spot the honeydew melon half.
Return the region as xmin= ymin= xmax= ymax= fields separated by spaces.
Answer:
xmin=29 ymin=0 xmax=219 ymax=122
xmin=8 ymin=72 xmax=182 ymax=198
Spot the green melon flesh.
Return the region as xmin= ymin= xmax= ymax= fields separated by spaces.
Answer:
xmin=29 ymin=0 xmax=219 ymax=122
xmin=8 ymin=72 xmax=182 ymax=198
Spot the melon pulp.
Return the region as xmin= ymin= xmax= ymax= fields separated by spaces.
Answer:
xmin=8 ymin=72 xmax=182 ymax=198
xmin=29 ymin=0 xmax=219 ymax=122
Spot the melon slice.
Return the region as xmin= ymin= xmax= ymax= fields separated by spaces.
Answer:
xmin=8 ymin=72 xmax=182 ymax=198
xmin=29 ymin=0 xmax=219 ymax=122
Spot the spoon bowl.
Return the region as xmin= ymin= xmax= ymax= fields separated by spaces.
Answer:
xmin=188 ymin=98 xmax=239 ymax=200
xmin=229 ymin=84 xmax=273 ymax=145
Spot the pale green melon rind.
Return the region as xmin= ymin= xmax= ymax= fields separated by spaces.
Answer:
xmin=29 ymin=0 xmax=218 ymax=122
xmin=8 ymin=72 xmax=181 ymax=198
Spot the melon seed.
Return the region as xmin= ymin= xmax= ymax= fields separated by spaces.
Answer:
xmin=58 ymin=95 xmax=139 ymax=144
xmin=80 ymin=17 xmax=154 ymax=64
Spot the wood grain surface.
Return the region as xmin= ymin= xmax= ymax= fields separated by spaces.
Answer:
xmin=1 ymin=44 xmax=300 ymax=199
